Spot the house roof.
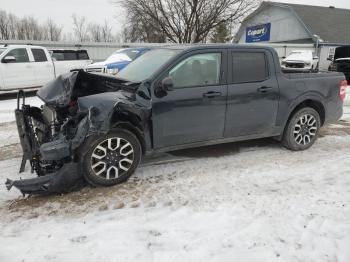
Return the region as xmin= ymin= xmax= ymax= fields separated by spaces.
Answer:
xmin=284 ymin=2 xmax=350 ymax=43
xmin=236 ymin=2 xmax=350 ymax=44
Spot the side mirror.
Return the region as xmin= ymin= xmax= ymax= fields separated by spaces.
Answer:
xmin=281 ymin=56 xmax=286 ymax=59
xmin=313 ymin=56 xmax=319 ymax=60
xmin=161 ymin=76 xmax=174 ymax=91
xmin=327 ymin=57 xmax=332 ymax=61
xmin=2 ymin=56 xmax=16 ymax=63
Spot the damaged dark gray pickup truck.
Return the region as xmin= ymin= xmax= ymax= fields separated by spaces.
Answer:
xmin=6 ymin=45 xmax=347 ymax=195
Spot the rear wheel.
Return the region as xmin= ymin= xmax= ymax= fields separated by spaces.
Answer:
xmin=282 ymin=107 xmax=320 ymax=151
xmin=81 ymin=129 xmax=142 ymax=186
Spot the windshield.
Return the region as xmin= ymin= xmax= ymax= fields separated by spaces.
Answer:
xmin=0 ymin=48 xmax=6 ymax=56
xmin=117 ymin=49 xmax=180 ymax=82
xmin=105 ymin=49 xmax=141 ymax=63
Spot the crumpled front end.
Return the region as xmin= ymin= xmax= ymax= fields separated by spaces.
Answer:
xmin=7 ymin=70 xmax=151 ymax=195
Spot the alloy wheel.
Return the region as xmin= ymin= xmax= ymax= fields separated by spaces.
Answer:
xmin=90 ymin=137 xmax=134 ymax=180
xmin=293 ymin=114 xmax=318 ymax=145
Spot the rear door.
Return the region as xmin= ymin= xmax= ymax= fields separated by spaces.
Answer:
xmin=1 ymin=47 xmax=37 ymax=90
xmin=224 ymin=49 xmax=279 ymax=138
xmin=31 ymin=48 xmax=54 ymax=86
xmin=152 ymin=50 xmax=228 ymax=148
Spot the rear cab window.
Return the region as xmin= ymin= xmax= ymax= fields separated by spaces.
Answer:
xmin=51 ymin=50 xmax=90 ymax=61
xmin=77 ymin=51 xmax=89 ymax=60
xmin=231 ymin=51 xmax=269 ymax=83
xmin=64 ymin=52 xmax=77 ymax=61
xmin=31 ymin=48 xmax=48 ymax=62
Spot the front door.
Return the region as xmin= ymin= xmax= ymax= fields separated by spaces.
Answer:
xmin=152 ymin=51 xmax=228 ymax=149
xmin=224 ymin=49 xmax=279 ymax=138
xmin=1 ymin=48 xmax=37 ymax=90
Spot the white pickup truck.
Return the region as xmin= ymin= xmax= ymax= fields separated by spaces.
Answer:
xmin=0 ymin=45 xmax=92 ymax=91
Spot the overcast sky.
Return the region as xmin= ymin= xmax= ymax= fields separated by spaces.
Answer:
xmin=1 ymin=0 xmax=350 ymax=37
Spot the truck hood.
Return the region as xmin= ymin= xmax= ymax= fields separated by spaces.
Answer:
xmin=37 ymin=70 xmax=142 ymax=109
xmin=284 ymin=60 xmax=308 ymax=64
xmin=85 ymin=62 xmax=106 ymax=68
xmin=283 ymin=52 xmax=312 ymax=63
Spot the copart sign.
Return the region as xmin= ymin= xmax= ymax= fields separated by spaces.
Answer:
xmin=246 ymin=23 xmax=271 ymax=43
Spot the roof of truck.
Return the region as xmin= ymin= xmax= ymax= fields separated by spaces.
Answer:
xmin=0 ymin=44 xmax=46 ymax=49
xmin=160 ymin=43 xmax=276 ymax=51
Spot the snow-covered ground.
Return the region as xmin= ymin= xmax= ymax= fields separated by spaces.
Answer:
xmin=0 ymin=96 xmax=350 ymax=262
xmin=0 ymin=96 xmax=43 ymax=124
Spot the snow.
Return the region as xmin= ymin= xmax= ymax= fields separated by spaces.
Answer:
xmin=0 ymin=96 xmax=43 ymax=124
xmin=0 ymin=96 xmax=350 ymax=262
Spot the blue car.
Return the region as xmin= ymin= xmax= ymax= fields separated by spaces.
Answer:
xmin=85 ymin=47 xmax=152 ymax=75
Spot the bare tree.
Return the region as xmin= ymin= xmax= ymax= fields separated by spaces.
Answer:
xmin=101 ymin=20 xmax=114 ymax=42
xmin=122 ymin=11 xmax=166 ymax=43
xmin=7 ymin=14 xmax=18 ymax=39
xmin=0 ymin=9 xmax=117 ymax=43
xmin=118 ymin=0 xmax=260 ymax=43
xmin=0 ymin=10 xmax=11 ymax=39
xmin=88 ymin=20 xmax=115 ymax=42
xmin=72 ymin=14 xmax=89 ymax=42
xmin=20 ymin=17 xmax=44 ymax=40
xmin=88 ymin=23 xmax=102 ymax=42
xmin=44 ymin=18 xmax=63 ymax=41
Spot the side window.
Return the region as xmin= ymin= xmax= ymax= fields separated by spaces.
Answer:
xmin=232 ymin=52 xmax=268 ymax=83
xmin=6 ymin=48 xmax=29 ymax=63
xmin=32 ymin=49 xmax=48 ymax=62
xmin=168 ymin=53 xmax=221 ymax=88
xmin=64 ymin=52 xmax=78 ymax=61
xmin=51 ymin=52 xmax=65 ymax=61
xmin=77 ymin=51 xmax=89 ymax=60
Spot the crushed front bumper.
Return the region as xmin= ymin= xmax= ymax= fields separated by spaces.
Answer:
xmin=6 ymin=91 xmax=86 ymax=196
xmin=5 ymin=163 xmax=85 ymax=195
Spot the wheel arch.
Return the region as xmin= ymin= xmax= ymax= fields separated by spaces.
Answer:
xmin=288 ymin=99 xmax=325 ymax=126
xmin=276 ymin=99 xmax=325 ymax=141
xmin=110 ymin=110 xmax=147 ymax=154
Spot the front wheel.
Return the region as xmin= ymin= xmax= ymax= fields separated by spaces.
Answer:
xmin=282 ymin=107 xmax=321 ymax=151
xmin=81 ymin=129 xmax=142 ymax=187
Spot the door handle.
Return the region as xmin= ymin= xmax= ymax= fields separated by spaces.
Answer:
xmin=203 ymin=91 xmax=222 ymax=98
xmin=257 ymin=86 xmax=273 ymax=93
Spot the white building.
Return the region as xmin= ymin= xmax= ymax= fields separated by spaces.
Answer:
xmin=234 ymin=2 xmax=350 ymax=70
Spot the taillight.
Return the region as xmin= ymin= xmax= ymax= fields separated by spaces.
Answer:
xmin=340 ymin=80 xmax=347 ymax=102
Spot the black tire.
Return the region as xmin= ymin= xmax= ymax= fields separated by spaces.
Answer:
xmin=282 ymin=107 xmax=321 ymax=151
xmin=81 ymin=128 xmax=142 ymax=187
